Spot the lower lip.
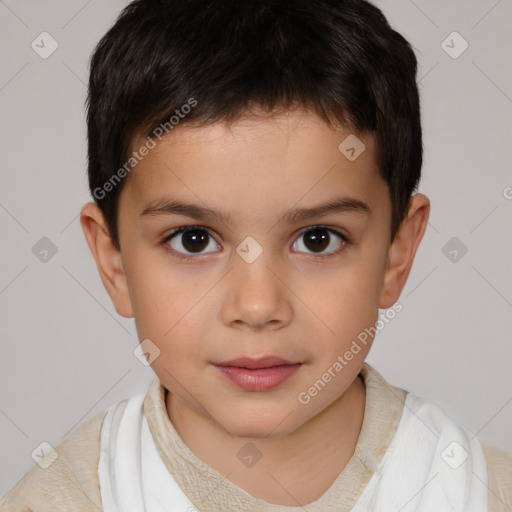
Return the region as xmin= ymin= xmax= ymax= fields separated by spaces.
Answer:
xmin=214 ymin=364 xmax=302 ymax=391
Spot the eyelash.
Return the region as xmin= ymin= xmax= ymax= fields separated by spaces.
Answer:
xmin=160 ymin=225 xmax=350 ymax=262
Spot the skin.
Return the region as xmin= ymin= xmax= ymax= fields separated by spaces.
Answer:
xmin=80 ymin=108 xmax=429 ymax=505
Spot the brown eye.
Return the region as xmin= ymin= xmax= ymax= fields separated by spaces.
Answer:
xmin=292 ymin=227 xmax=347 ymax=256
xmin=165 ymin=226 xmax=220 ymax=257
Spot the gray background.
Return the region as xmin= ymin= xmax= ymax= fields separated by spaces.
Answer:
xmin=1 ymin=0 xmax=511 ymax=498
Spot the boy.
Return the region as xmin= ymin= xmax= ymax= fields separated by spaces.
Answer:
xmin=2 ymin=0 xmax=510 ymax=510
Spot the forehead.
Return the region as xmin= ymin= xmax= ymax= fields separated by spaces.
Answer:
xmin=120 ymin=109 xmax=389 ymax=227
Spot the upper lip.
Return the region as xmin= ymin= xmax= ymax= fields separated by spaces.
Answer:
xmin=213 ymin=356 xmax=301 ymax=369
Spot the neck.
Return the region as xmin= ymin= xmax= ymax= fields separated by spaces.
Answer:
xmin=166 ymin=374 xmax=366 ymax=506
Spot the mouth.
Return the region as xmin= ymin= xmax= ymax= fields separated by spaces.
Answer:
xmin=212 ymin=356 xmax=303 ymax=392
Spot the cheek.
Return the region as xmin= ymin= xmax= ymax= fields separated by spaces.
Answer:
xmin=133 ymin=286 xmax=207 ymax=349
xmin=130 ymin=277 xmax=210 ymax=356
xmin=125 ymin=248 xmax=203 ymax=328
xmin=136 ymin=296 xmax=208 ymax=386
xmin=300 ymin=251 xmax=385 ymax=354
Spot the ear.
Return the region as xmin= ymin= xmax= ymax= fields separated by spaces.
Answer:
xmin=79 ymin=202 xmax=134 ymax=318
xmin=379 ymin=193 xmax=430 ymax=309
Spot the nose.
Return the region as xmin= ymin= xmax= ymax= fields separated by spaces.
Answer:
xmin=220 ymin=245 xmax=293 ymax=332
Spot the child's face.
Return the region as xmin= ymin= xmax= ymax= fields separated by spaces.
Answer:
xmin=83 ymin=109 xmax=428 ymax=438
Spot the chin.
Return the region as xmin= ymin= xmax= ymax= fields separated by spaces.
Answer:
xmin=217 ymin=410 xmax=303 ymax=439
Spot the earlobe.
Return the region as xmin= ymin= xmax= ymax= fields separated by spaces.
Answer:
xmin=379 ymin=194 xmax=430 ymax=309
xmin=79 ymin=202 xmax=134 ymax=318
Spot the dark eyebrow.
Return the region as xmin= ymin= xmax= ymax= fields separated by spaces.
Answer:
xmin=280 ymin=197 xmax=372 ymax=224
xmin=140 ymin=196 xmax=372 ymax=225
xmin=141 ymin=199 xmax=233 ymax=224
